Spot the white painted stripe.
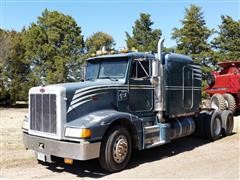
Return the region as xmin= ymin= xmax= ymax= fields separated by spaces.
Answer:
xmin=75 ymin=84 xmax=153 ymax=94
xmin=193 ymin=69 xmax=202 ymax=73
xmin=73 ymin=86 xmax=153 ymax=101
xmin=72 ymin=88 xmax=116 ymax=101
xmin=73 ymin=87 xmax=128 ymax=101
xmin=71 ymin=92 xmax=107 ymax=106
xmin=67 ymin=99 xmax=92 ymax=113
xmin=75 ymin=85 xmax=125 ymax=94
xmin=194 ymin=73 xmax=202 ymax=78
xmin=190 ymin=64 xmax=201 ymax=69
xmin=195 ymin=78 xmax=202 ymax=81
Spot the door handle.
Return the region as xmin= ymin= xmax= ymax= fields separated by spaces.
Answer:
xmin=118 ymin=90 xmax=128 ymax=101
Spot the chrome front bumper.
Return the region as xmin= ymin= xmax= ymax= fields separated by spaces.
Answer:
xmin=23 ymin=132 xmax=101 ymax=161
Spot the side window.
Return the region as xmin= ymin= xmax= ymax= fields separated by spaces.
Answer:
xmin=130 ymin=59 xmax=150 ymax=79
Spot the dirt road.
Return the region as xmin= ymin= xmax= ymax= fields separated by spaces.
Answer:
xmin=0 ymin=108 xmax=239 ymax=179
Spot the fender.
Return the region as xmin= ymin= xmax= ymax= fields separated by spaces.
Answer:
xmin=65 ymin=109 xmax=143 ymax=149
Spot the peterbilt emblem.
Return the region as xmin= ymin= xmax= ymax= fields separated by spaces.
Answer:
xmin=40 ymin=88 xmax=45 ymax=93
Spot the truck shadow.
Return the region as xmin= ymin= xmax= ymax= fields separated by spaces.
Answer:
xmin=42 ymin=135 xmax=230 ymax=178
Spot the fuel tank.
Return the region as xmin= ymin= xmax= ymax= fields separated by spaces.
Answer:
xmin=170 ymin=117 xmax=196 ymax=139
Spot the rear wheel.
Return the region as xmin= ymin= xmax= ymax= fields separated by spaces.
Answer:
xmin=223 ymin=93 xmax=236 ymax=112
xmin=205 ymin=110 xmax=222 ymax=140
xmin=195 ymin=110 xmax=222 ymax=140
xmin=99 ymin=126 xmax=132 ymax=172
xmin=221 ymin=110 xmax=234 ymax=136
xmin=210 ymin=94 xmax=226 ymax=111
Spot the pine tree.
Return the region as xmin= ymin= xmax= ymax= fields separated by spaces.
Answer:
xmin=212 ymin=15 xmax=240 ymax=61
xmin=172 ymin=5 xmax=213 ymax=63
xmin=126 ymin=13 xmax=162 ymax=52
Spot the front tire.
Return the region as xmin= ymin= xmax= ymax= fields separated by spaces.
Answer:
xmin=99 ymin=126 xmax=132 ymax=172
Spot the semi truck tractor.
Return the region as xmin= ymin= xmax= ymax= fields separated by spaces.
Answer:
xmin=22 ymin=38 xmax=234 ymax=172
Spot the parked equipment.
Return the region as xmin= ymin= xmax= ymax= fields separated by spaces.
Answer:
xmin=205 ymin=61 xmax=240 ymax=112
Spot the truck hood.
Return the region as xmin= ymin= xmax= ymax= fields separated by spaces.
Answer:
xmin=48 ymin=79 xmax=124 ymax=92
xmin=46 ymin=79 xmax=126 ymax=114
xmin=28 ymin=79 xmax=127 ymax=139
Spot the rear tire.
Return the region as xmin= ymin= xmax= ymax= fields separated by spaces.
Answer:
xmin=223 ymin=93 xmax=236 ymax=112
xmin=210 ymin=94 xmax=226 ymax=111
xmin=99 ymin=126 xmax=132 ymax=173
xmin=196 ymin=110 xmax=222 ymax=140
xmin=221 ymin=110 xmax=234 ymax=136
xmin=205 ymin=110 xmax=223 ymax=140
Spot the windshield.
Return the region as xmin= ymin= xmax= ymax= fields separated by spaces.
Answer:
xmin=85 ymin=58 xmax=128 ymax=80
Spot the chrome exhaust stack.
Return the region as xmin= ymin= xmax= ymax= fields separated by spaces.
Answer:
xmin=151 ymin=37 xmax=165 ymax=122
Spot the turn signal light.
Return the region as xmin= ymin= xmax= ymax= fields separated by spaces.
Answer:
xmin=64 ymin=158 xmax=73 ymax=165
xmin=81 ymin=128 xmax=92 ymax=138
xmin=65 ymin=128 xmax=92 ymax=138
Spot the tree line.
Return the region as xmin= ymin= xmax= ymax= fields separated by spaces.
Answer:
xmin=0 ymin=5 xmax=239 ymax=105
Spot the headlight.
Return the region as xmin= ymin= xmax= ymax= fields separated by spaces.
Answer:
xmin=22 ymin=115 xmax=29 ymax=130
xmin=65 ymin=127 xmax=92 ymax=138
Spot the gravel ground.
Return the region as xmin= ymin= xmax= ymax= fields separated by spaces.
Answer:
xmin=0 ymin=108 xmax=239 ymax=179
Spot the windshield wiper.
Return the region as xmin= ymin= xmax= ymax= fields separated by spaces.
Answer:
xmin=99 ymin=76 xmax=119 ymax=81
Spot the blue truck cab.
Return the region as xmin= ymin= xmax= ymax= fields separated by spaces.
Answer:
xmin=22 ymin=38 xmax=233 ymax=172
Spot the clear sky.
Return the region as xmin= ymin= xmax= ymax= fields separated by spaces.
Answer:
xmin=1 ymin=0 xmax=239 ymax=49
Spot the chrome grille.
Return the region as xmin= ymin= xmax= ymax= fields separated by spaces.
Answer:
xmin=30 ymin=94 xmax=57 ymax=134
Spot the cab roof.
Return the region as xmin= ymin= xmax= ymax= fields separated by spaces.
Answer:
xmin=87 ymin=52 xmax=155 ymax=61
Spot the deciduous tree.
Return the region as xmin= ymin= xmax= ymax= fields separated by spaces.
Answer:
xmin=0 ymin=29 xmax=30 ymax=104
xmin=86 ymin=32 xmax=115 ymax=54
xmin=23 ymin=9 xmax=84 ymax=84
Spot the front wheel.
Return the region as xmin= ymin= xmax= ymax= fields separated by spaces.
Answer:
xmin=99 ymin=126 xmax=132 ymax=172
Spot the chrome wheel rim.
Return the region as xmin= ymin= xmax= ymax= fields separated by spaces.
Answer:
xmin=113 ymin=135 xmax=128 ymax=164
xmin=213 ymin=117 xmax=221 ymax=135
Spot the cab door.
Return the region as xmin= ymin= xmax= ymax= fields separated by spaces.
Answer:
xmin=128 ymin=58 xmax=154 ymax=116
